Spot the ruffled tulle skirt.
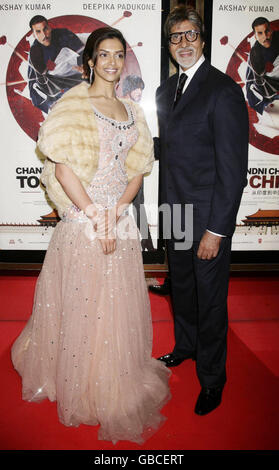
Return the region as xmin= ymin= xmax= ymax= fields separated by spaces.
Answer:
xmin=11 ymin=215 xmax=171 ymax=444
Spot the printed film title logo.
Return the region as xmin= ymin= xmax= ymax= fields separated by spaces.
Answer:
xmin=16 ymin=167 xmax=42 ymax=189
xmin=248 ymin=168 xmax=279 ymax=189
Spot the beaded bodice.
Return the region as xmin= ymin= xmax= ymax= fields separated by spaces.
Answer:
xmin=62 ymin=102 xmax=138 ymax=222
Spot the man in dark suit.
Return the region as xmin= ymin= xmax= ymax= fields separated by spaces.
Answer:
xmin=156 ymin=6 xmax=249 ymax=415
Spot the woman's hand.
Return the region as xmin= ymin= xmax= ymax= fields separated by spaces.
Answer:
xmin=95 ymin=207 xmax=118 ymax=255
xmin=99 ymin=236 xmax=116 ymax=255
xmin=84 ymin=203 xmax=99 ymax=230
xmin=85 ymin=204 xmax=117 ymax=254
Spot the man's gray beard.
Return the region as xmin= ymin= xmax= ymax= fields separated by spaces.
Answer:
xmin=175 ymin=47 xmax=196 ymax=69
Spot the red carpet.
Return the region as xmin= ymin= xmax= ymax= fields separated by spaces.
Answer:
xmin=0 ymin=272 xmax=279 ymax=450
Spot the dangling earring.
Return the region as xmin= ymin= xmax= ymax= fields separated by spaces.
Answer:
xmin=90 ymin=66 xmax=94 ymax=85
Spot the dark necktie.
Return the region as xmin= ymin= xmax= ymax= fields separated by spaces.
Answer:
xmin=174 ymin=73 xmax=187 ymax=108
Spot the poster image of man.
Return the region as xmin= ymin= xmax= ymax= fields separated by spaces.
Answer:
xmin=222 ymin=17 xmax=279 ymax=154
xmin=246 ymin=17 xmax=279 ymax=115
xmin=122 ymin=74 xmax=145 ymax=102
xmin=28 ymin=15 xmax=84 ymax=113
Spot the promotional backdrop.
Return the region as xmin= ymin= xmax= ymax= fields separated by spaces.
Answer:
xmin=212 ymin=0 xmax=279 ymax=251
xmin=0 ymin=0 xmax=161 ymax=251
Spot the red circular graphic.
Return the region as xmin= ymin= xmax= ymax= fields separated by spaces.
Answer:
xmin=6 ymin=15 xmax=141 ymax=141
xmin=225 ymin=19 xmax=279 ymax=155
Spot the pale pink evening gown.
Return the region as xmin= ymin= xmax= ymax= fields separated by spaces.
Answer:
xmin=11 ymin=102 xmax=171 ymax=444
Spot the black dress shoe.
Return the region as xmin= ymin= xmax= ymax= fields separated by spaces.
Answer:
xmin=149 ymin=276 xmax=171 ymax=295
xmin=157 ymin=352 xmax=195 ymax=367
xmin=194 ymin=386 xmax=223 ymax=415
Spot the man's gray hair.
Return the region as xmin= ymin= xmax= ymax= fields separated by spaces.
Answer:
xmin=164 ymin=5 xmax=205 ymax=42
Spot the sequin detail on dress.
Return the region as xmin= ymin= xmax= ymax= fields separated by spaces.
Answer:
xmin=11 ymin=102 xmax=171 ymax=445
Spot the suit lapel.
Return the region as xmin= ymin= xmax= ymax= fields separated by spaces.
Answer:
xmin=160 ymin=74 xmax=178 ymax=115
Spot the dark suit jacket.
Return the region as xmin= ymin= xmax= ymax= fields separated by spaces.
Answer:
xmin=155 ymin=59 xmax=249 ymax=241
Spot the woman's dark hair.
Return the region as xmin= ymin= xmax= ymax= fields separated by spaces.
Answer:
xmin=83 ymin=27 xmax=127 ymax=83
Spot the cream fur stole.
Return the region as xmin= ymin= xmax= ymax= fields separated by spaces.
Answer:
xmin=38 ymin=82 xmax=154 ymax=217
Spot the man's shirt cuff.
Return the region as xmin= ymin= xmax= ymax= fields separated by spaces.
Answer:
xmin=206 ymin=229 xmax=226 ymax=237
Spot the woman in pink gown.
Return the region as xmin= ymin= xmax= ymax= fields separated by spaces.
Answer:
xmin=11 ymin=27 xmax=170 ymax=445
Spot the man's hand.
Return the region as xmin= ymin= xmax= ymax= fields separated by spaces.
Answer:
xmin=197 ymin=231 xmax=222 ymax=260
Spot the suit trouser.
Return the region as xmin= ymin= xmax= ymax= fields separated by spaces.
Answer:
xmin=167 ymin=236 xmax=232 ymax=388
